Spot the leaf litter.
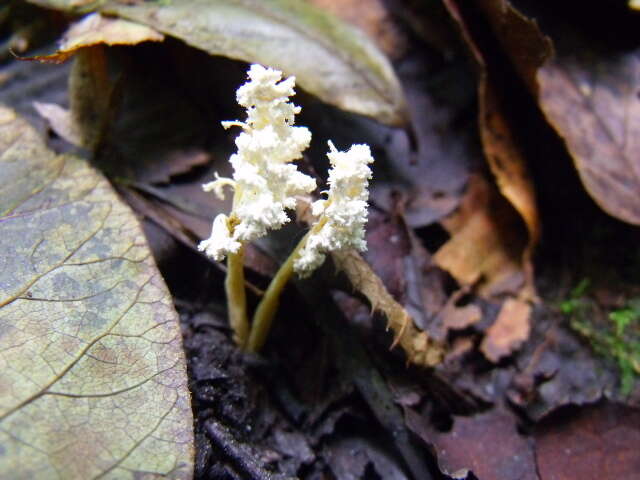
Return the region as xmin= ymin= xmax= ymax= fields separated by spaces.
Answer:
xmin=6 ymin=0 xmax=640 ymax=478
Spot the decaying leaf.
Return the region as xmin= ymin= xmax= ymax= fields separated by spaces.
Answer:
xmin=91 ymin=0 xmax=407 ymax=126
xmin=437 ymin=289 xmax=482 ymax=334
xmin=535 ymin=402 xmax=640 ymax=479
xmin=473 ymin=0 xmax=554 ymax=95
xmin=538 ymin=48 xmax=640 ymax=225
xmin=443 ymin=0 xmax=546 ymax=296
xmin=29 ymin=12 xmax=164 ymax=63
xmin=29 ymin=13 xmax=164 ymax=150
xmin=404 ymin=406 xmax=537 ymax=480
xmin=433 ymin=174 xmax=527 ymax=298
xmin=481 ymin=298 xmax=531 ymax=362
xmin=0 ymin=106 xmax=194 ymax=479
xmin=473 ymin=0 xmax=640 ymax=226
xmin=507 ymin=307 xmax=640 ymax=421
xmin=332 ymin=249 xmax=445 ymax=367
xmin=433 ymin=174 xmax=534 ymax=361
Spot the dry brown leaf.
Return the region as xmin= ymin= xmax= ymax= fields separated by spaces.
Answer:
xmin=443 ymin=0 xmax=545 ymax=297
xmin=332 ymin=249 xmax=445 ymax=367
xmin=538 ymin=50 xmax=640 ymax=225
xmin=474 ymin=0 xmax=554 ymax=95
xmin=481 ymin=298 xmax=532 ymax=362
xmin=474 ymin=0 xmax=640 ymax=225
xmin=438 ymin=291 xmax=482 ymax=333
xmin=29 ymin=12 xmax=164 ymax=63
xmin=433 ymin=174 xmax=527 ymax=298
xmin=478 ymin=83 xmax=539 ymax=290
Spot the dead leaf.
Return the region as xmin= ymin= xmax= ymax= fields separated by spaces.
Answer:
xmin=535 ymin=402 xmax=640 ymax=479
xmin=473 ymin=0 xmax=554 ymax=95
xmin=433 ymin=174 xmax=527 ymax=298
xmin=29 ymin=12 xmax=164 ymax=63
xmin=0 ymin=106 xmax=193 ymax=479
xmin=95 ymin=0 xmax=408 ymax=126
xmin=332 ymin=249 xmax=445 ymax=367
xmin=481 ymin=298 xmax=532 ymax=362
xmin=438 ymin=289 xmax=482 ymax=333
xmin=473 ymin=0 xmax=640 ymax=225
xmin=405 ymin=406 xmax=538 ymax=480
xmin=507 ymin=307 xmax=640 ymax=421
xmin=443 ymin=0 xmax=546 ymax=297
xmin=538 ymin=49 xmax=640 ymax=225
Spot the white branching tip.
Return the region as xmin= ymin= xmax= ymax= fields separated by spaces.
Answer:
xmin=294 ymin=142 xmax=374 ymax=277
xmin=202 ymin=173 xmax=236 ymax=200
xmin=200 ymin=64 xmax=316 ymax=261
xmin=198 ymin=214 xmax=241 ymax=262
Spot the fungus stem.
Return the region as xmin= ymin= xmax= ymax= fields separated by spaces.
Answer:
xmin=247 ymin=216 xmax=328 ymax=352
xmin=226 ymin=245 xmax=249 ymax=347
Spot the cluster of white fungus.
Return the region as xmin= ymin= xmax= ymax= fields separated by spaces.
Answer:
xmin=200 ymin=64 xmax=374 ymax=277
xmin=294 ymin=142 xmax=374 ymax=277
xmin=198 ymin=64 xmax=316 ymax=261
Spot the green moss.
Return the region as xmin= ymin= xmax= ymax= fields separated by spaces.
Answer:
xmin=561 ymin=280 xmax=640 ymax=395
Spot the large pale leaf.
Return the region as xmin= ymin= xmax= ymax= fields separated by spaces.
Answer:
xmin=0 ymin=106 xmax=193 ymax=479
xmin=95 ymin=0 xmax=408 ymax=126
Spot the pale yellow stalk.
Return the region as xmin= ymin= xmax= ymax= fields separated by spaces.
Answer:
xmin=226 ymin=245 xmax=249 ymax=347
xmin=247 ymin=216 xmax=328 ymax=352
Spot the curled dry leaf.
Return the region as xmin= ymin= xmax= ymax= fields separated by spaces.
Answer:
xmin=332 ymin=249 xmax=445 ymax=367
xmin=97 ymin=0 xmax=408 ymax=126
xmin=443 ymin=0 xmax=546 ymax=296
xmin=0 ymin=106 xmax=194 ymax=479
xmin=29 ymin=12 xmax=164 ymax=63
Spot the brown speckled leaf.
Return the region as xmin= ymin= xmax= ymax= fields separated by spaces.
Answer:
xmin=0 ymin=106 xmax=194 ymax=479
